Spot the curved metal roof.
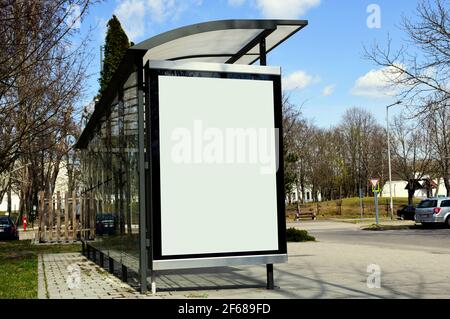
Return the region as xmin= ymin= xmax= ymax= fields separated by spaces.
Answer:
xmin=75 ymin=19 xmax=308 ymax=149
xmin=131 ymin=19 xmax=308 ymax=65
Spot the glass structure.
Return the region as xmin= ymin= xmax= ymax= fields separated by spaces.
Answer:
xmin=75 ymin=19 xmax=308 ymax=292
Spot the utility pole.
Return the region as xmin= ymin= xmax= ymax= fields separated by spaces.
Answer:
xmin=386 ymin=101 xmax=402 ymax=220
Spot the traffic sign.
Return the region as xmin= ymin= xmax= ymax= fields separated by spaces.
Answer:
xmin=370 ymin=178 xmax=380 ymax=225
xmin=370 ymin=178 xmax=379 ymax=187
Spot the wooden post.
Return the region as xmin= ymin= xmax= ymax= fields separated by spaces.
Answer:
xmin=80 ymin=196 xmax=85 ymax=240
xmin=64 ymin=192 xmax=69 ymax=241
xmin=87 ymin=196 xmax=91 ymax=240
xmin=38 ymin=192 xmax=45 ymax=242
xmin=44 ymin=194 xmax=49 ymax=242
xmin=85 ymin=195 xmax=89 ymax=240
xmin=47 ymin=193 xmax=53 ymax=241
xmin=72 ymin=192 xmax=77 ymax=241
xmin=90 ymin=197 xmax=96 ymax=240
xmin=83 ymin=195 xmax=88 ymax=240
xmin=56 ymin=191 xmax=61 ymax=242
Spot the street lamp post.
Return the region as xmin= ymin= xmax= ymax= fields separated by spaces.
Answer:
xmin=386 ymin=101 xmax=402 ymax=220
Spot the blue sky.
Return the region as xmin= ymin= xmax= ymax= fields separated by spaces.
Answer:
xmin=77 ymin=0 xmax=422 ymax=128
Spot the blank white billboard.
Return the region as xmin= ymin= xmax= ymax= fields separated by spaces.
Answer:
xmin=158 ymin=74 xmax=279 ymax=256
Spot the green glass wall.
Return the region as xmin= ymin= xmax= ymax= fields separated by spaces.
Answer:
xmin=80 ymin=70 xmax=140 ymax=275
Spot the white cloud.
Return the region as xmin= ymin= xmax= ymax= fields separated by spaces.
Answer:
xmin=114 ymin=0 xmax=147 ymax=40
xmin=351 ymin=67 xmax=400 ymax=98
xmin=283 ymin=70 xmax=319 ymax=91
xmin=97 ymin=17 xmax=108 ymax=41
xmin=228 ymin=0 xmax=320 ymax=18
xmin=322 ymin=84 xmax=335 ymax=96
xmin=147 ymin=0 xmax=176 ymax=23
xmin=113 ymin=0 xmax=202 ymax=41
xmin=228 ymin=0 xmax=246 ymax=6
xmin=255 ymin=0 xmax=320 ymax=18
xmin=146 ymin=0 xmax=202 ymax=23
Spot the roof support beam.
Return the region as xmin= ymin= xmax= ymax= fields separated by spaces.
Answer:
xmin=259 ymin=37 xmax=267 ymax=66
xmin=225 ymin=28 xmax=274 ymax=64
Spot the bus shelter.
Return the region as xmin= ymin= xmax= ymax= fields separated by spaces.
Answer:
xmin=75 ymin=19 xmax=308 ymax=293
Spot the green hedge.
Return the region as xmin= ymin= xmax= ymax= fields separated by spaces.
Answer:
xmin=286 ymin=228 xmax=315 ymax=242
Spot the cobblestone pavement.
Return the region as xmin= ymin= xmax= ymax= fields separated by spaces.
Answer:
xmin=38 ymin=253 xmax=159 ymax=299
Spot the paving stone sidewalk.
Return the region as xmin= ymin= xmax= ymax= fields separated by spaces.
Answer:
xmin=38 ymin=253 xmax=158 ymax=299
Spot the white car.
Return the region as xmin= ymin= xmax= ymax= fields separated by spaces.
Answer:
xmin=415 ymin=197 xmax=450 ymax=227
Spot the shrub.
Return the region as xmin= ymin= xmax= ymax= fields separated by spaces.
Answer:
xmin=286 ymin=228 xmax=315 ymax=242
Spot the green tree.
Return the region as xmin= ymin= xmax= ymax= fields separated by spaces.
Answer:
xmin=98 ymin=15 xmax=131 ymax=97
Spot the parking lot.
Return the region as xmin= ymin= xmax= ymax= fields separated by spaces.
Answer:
xmin=293 ymin=220 xmax=450 ymax=254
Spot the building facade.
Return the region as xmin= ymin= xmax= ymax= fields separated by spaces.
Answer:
xmin=381 ymin=178 xmax=448 ymax=198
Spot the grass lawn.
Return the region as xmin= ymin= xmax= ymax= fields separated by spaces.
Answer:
xmin=286 ymin=196 xmax=419 ymax=220
xmin=0 ymin=240 xmax=80 ymax=299
xmin=360 ymin=224 xmax=416 ymax=231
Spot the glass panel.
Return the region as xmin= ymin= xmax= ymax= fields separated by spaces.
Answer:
xmin=80 ymin=69 xmax=141 ymax=282
xmin=121 ymin=72 xmax=140 ymax=270
xmin=142 ymin=29 xmax=263 ymax=62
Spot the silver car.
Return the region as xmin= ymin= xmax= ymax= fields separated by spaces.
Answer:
xmin=415 ymin=197 xmax=450 ymax=227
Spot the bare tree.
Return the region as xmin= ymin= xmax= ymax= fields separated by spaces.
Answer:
xmin=338 ymin=107 xmax=387 ymax=197
xmin=365 ymin=0 xmax=449 ymax=115
xmin=0 ymin=0 xmax=94 ymax=176
xmin=0 ymin=0 xmax=95 ymax=220
xmin=282 ymin=94 xmax=304 ymax=198
xmin=425 ymin=97 xmax=450 ymax=195
xmin=293 ymin=118 xmax=316 ymax=204
xmin=390 ymin=116 xmax=433 ymax=205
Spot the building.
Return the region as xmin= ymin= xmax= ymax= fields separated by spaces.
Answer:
xmin=0 ymin=192 xmax=20 ymax=213
xmin=0 ymin=164 xmax=70 ymax=214
xmin=381 ymin=178 xmax=448 ymax=198
xmin=287 ymin=186 xmax=322 ymax=203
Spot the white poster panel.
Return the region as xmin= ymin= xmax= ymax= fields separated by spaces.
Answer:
xmin=158 ymin=75 xmax=279 ymax=256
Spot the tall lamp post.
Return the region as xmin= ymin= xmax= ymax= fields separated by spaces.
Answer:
xmin=386 ymin=100 xmax=402 ymax=220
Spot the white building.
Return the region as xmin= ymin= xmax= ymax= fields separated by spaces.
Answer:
xmin=0 ymin=164 xmax=69 ymax=214
xmin=0 ymin=192 xmax=20 ymax=213
xmin=287 ymin=186 xmax=322 ymax=203
xmin=381 ymin=178 xmax=448 ymax=198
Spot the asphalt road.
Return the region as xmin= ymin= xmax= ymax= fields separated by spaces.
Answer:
xmin=148 ymin=220 xmax=450 ymax=298
xmin=288 ymin=220 xmax=450 ymax=253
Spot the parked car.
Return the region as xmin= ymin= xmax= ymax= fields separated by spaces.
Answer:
xmin=415 ymin=197 xmax=450 ymax=227
xmin=0 ymin=216 xmax=19 ymax=240
xmin=96 ymin=214 xmax=116 ymax=235
xmin=397 ymin=205 xmax=416 ymax=220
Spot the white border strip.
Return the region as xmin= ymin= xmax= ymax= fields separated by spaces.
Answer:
xmin=153 ymin=254 xmax=288 ymax=270
xmin=148 ymin=60 xmax=281 ymax=76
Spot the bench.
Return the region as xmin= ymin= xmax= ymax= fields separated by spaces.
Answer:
xmin=295 ymin=211 xmax=317 ymax=221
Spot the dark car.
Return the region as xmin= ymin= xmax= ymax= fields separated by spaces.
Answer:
xmin=397 ymin=205 xmax=416 ymax=220
xmin=96 ymin=214 xmax=116 ymax=236
xmin=0 ymin=216 xmax=19 ymax=240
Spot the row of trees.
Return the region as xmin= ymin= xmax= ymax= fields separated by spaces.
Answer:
xmin=284 ymin=103 xmax=386 ymax=202
xmin=0 ymin=0 xmax=95 ymax=221
xmin=284 ymin=0 xmax=449 ymax=205
xmin=283 ymin=100 xmax=449 ymax=206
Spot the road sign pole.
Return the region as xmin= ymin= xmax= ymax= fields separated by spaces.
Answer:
xmin=374 ymin=189 xmax=379 ymax=225
xmin=370 ymin=178 xmax=380 ymax=225
xmin=359 ymin=188 xmax=363 ymax=220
